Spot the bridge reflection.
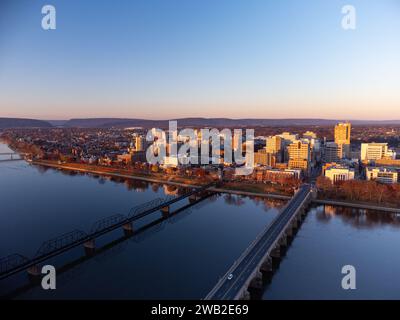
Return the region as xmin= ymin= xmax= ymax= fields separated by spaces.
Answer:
xmin=0 ymin=193 xmax=214 ymax=299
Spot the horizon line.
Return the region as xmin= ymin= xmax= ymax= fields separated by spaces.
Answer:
xmin=2 ymin=116 xmax=400 ymax=122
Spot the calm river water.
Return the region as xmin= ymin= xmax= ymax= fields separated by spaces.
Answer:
xmin=1 ymin=143 xmax=399 ymax=299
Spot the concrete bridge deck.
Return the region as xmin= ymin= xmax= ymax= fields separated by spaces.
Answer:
xmin=205 ymin=184 xmax=313 ymax=300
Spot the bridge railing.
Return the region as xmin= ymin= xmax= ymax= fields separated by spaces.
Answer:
xmin=91 ymin=214 xmax=127 ymax=234
xmin=205 ymin=186 xmax=311 ymax=299
xmin=0 ymin=254 xmax=29 ymax=275
xmin=128 ymin=198 xmax=166 ymax=219
xmin=35 ymin=230 xmax=88 ymax=257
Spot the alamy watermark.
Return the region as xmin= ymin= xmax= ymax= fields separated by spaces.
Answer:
xmin=41 ymin=265 xmax=56 ymax=290
xmin=341 ymin=5 xmax=356 ymax=30
xmin=145 ymin=121 xmax=255 ymax=176
xmin=41 ymin=5 xmax=56 ymax=30
xmin=341 ymin=265 xmax=356 ymax=290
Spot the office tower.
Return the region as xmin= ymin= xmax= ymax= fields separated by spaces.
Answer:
xmin=335 ymin=122 xmax=351 ymax=145
xmin=254 ymin=149 xmax=277 ymax=167
xmin=323 ymin=142 xmax=342 ymax=163
xmin=135 ymin=136 xmax=145 ymax=152
xmin=361 ymin=143 xmax=396 ymax=161
xmin=334 ymin=122 xmax=351 ymax=158
xmin=277 ymin=132 xmax=299 ymax=162
xmin=266 ymin=135 xmax=283 ymax=162
xmin=288 ymin=140 xmax=311 ymax=173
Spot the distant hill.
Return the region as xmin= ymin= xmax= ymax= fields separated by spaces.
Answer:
xmin=47 ymin=120 xmax=68 ymax=127
xmin=2 ymin=117 xmax=400 ymax=129
xmin=64 ymin=118 xmax=161 ymax=128
xmin=0 ymin=118 xmax=52 ymax=129
xmin=64 ymin=118 xmax=400 ymax=128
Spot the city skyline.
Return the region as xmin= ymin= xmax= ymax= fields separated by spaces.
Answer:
xmin=1 ymin=0 xmax=400 ymax=120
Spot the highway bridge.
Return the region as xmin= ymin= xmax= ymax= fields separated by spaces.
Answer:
xmin=0 ymin=181 xmax=217 ymax=280
xmin=205 ymin=184 xmax=315 ymax=300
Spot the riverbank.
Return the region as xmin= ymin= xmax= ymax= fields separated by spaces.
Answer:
xmin=19 ymin=160 xmax=400 ymax=210
xmin=31 ymin=160 xmax=290 ymax=200
xmin=313 ymin=199 xmax=400 ymax=213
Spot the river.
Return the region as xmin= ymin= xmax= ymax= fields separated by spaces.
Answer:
xmin=1 ymin=143 xmax=400 ymax=299
xmin=0 ymin=143 xmax=282 ymax=299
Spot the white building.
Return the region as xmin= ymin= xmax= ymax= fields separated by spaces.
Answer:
xmin=277 ymin=132 xmax=298 ymax=144
xmin=163 ymin=156 xmax=179 ymax=167
xmin=365 ymin=167 xmax=398 ymax=184
xmin=361 ymin=143 xmax=396 ymax=161
xmin=324 ymin=165 xmax=355 ymax=183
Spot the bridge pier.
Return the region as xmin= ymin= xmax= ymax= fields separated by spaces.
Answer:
xmin=238 ymin=289 xmax=251 ymax=301
xmin=270 ymin=245 xmax=280 ymax=259
xmin=249 ymin=270 xmax=263 ymax=290
xmin=260 ymin=256 xmax=273 ymax=273
xmin=122 ymin=222 xmax=134 ymax=236
xmin=278 ymin=235 xmax=288 ymax=247
xmin=286 ymin=225 xmax=294 ymax=237
xmin=204 ymin=185 xmax=313 ymax=300
xmin=160 ymin=206 xmax=170 ymax=216
xmin=83 ymin=239 xmax=96 ymax=255
xmin=27 ymin=265 xmax=41 ymax=278
xmin=291 ymin=218 xmax=299 ymax=229
xmin=189 ymin=194 xmax=198 ymax=203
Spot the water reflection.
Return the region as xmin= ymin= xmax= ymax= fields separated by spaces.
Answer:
xmin=1 ymin=158 xmax=284 ymax=299
xmin=263 ymin=205 xmax=400 ymax=300
xmin=1 ymin=193 xmax=224 ymax=299
xmin=316 ymin=205 xmax=400 ymax=229
xmin=32 ymin=165 xmax=286 ymax=211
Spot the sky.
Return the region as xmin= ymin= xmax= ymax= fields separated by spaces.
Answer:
xmin=0 ymin=0 xmax=399 ymax=120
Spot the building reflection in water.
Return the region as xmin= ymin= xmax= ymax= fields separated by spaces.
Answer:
xmin=36 ymin=165 xmax=286 ymax=212
xmin=315 ymin=205 xmax=400 ymax=229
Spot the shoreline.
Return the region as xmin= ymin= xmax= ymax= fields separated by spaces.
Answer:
xmin=28 ymin=161 xmax=400 ymax=209
xmin=31 ymin=160 xmax=290 ymax=200
xmin=313 ymin=199 xmax=400 ymax=213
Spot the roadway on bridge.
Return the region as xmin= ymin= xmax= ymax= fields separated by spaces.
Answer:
xmin=207 ymin=184 xmax=310 ymax=300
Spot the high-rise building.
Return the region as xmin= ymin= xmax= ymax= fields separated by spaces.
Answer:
xmin=135 ymin=136 xmax=145 ymax=152
xmin=361 ymin=143 xmax=396 ymax=161
xmin=266 ymin=136 xmax=282 ymax=154
xmin=334 ymin=122 xmax=351 ymax=159
xmin=254 ymin=149 xmax=277 ymax=167
xmin=334 ymin=122 xmax=351 ymax=145
xmin=288 ymin=140 xmax=311 ymax=173
xmin=266 ymin=136 xmax=283 ymax=162
xmin=277 ymin=132 xmax=299 ymax=162
xmin=323 ymin=142 xmax=342 ymax=163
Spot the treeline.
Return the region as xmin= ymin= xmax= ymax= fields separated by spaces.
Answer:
xmin=317 ymin=176 xmax=400 ymax=206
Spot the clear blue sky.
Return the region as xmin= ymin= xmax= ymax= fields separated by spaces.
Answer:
xmin=0 ymin=0 xmax=399 ymax=120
